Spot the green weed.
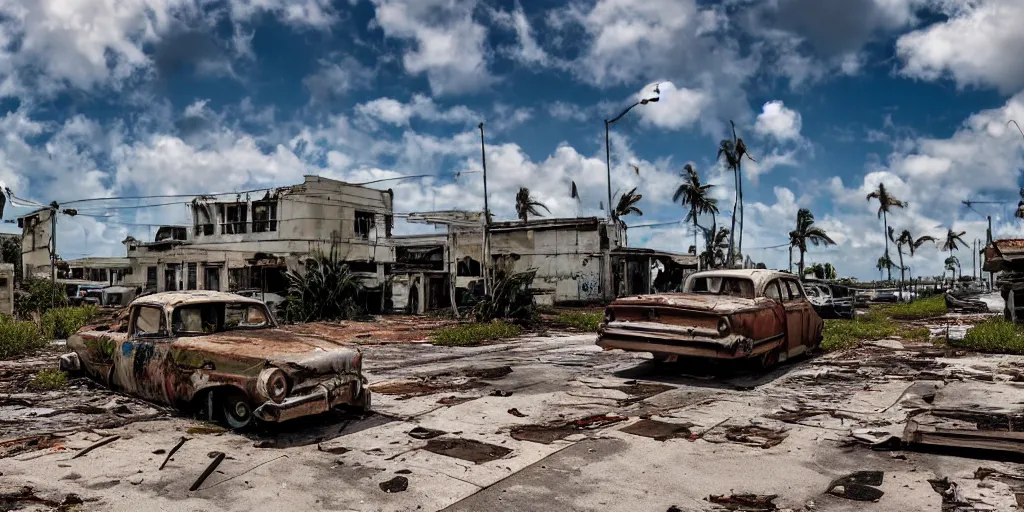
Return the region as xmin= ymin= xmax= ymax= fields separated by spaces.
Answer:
xmin=30 ymin=369 xmax=68 ymax=390
xmin=431 ymin=321 xmax=522 ymax=347
xmin=555 ymin=312 xmax=603 ymax=332
xmin=41 ymin=306 xmax=99 ymax=340
xmin=0 ymin=316 xmax=44 ymax=359
xmin=953 ymin=318 xmax=1024 ymax=354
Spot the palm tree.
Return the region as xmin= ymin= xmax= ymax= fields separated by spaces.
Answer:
xmin=515 ymin=187 xmax=549 ymax=223
xmin=941 ymin=228 xmax=968 ymax=253
xmin=866 ymin=183 xmax=906 ymax=281
xmin=699 ymin=224 xmax=731 ymax=269
xmin=718 ymin=121 xmax=755 ymax=267
xmin=612 ymin=187 xmax=643 ymax=245
xmin=944 ymin=255 xmax=961 ymax=285
xmin=673 ymin=164 xmax=719 ymax=267
xmin=876 ymin=253 xmax=895 ymax=282
xmin=788 ymin=209 xmax=835 ymax=280
xmin=889 ymin=228 xmax=938 ymax=299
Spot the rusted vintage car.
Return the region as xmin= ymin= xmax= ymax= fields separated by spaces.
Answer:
xmin=58 ymin=291 xmax=370 ymax=428
xmin=597 ymin=269 xmax=824 ymax=367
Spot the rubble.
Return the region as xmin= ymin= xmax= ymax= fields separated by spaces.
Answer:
xmin=707 ymin=493 xmax=778 ymax=510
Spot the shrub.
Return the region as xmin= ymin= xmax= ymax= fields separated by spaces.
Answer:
xmin=953 ymin=318 xmax=1024 ymax=354
xmin=14 ymin=278 xmax=68 ymax=319
xmin=283 ymin=245 xmax=363 ymax=322
xmin=472 ymin=270 xmax=536 ymax=322
xmin=431 ymin=321 xmax=521 ymax=347
xmin=556 ymin=312 xmax=602 ymax=332
xmin=41 ymin=306 xmax=99 ymax=339
xmin=0 ymin=316 xmax=44 ymax=359
xmin=30 ymin=369 xmax=68 ymax=390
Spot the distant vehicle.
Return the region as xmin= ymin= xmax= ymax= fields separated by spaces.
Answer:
xmin=803 ymin=281 xmax=854 ymax=319
xmin=59 ymin=291 xmax=369 ymax=428
xmin=597 ymin=269 xmax=824 ymax=368
xmin=100 ymin=285 xmax=138 ymax=307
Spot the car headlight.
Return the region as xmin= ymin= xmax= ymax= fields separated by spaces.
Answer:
xmin=257 ymin=368 xmax=289 ymax=404
xmin=604 ymin=308 xmax=615 ymax=323
xmin=717 ymin=318 xmax=729 ymax=335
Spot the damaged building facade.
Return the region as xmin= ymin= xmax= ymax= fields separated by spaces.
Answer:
xmin=16 ymin=208 xmax=53 ymax=278
xmin=391 ymin=213 xmax=697 ymax=313
xmin=120 ymin=176 xmax=395 ymax=309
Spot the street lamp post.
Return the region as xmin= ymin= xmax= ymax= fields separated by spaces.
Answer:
xmin=604 ymin=92 xmax=660 ymax=219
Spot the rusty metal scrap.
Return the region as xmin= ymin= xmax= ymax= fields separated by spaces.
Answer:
xmin=189 ymin=451 xmax=226 ymax=492
xmin=70 ymin=435 xmax=119 ymax=459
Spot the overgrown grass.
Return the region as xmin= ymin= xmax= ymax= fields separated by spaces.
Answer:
xmin=555 ymin=312 xmax=603 ymax=332
xmin=0 ymin=316 xmax=44 ymax=359
xmin=952 ymin=318 xmax=1024 ymax=354
xmin=30 ymin=369 xmax=68 ymax=390
xmin=873 ymin=295 xmax=947 ymax=320
xmin=41 ymin=306 xmax=99 ymax=340
xmin=431 ymin=321 xmax=522 ymax=347
xmin=821 ymin=315 xmax=932 ymax=352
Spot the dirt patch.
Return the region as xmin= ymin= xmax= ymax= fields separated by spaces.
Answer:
xmin=436 ymin=396 xmax=476 ymax=406
xmin=370 ymin=366 xmax=512 ymax=399
xmin=283 ymin=317 xmax=457 ymax=345
xmin=0 ymin=486 xmax=87 ymax=510
xmin=613 ymin=382 xmax=675 ymax=405
xmin=620 ymin=419 xmax=694 ymax=441
xmin=707 ymin=494 xmax=778 ymax=510
xmin=510 ymin=414 xmax=628 ymax=444
xmin=423 ymin=438 xmax=513 ymax=464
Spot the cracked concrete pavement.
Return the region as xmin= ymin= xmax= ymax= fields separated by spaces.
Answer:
xmin=2 ymin=329 xmax=1023 ymax=511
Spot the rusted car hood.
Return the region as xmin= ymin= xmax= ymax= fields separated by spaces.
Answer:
xmin=172 ymin=329 xmax=359 ymax=373
xmin=612 ymin=293 xmax=768 ymax=313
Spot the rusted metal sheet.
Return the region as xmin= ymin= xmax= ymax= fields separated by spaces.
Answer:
xmin=63 ymin=291 xmax=369 ymax=427
xmin=596 ymin=269 xmax=822 ymax=366
xmin=985 ymin=239 xmax=1024 ymax=273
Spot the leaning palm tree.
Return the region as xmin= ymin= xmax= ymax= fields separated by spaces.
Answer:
xmin=889 ymin=228 xmax=938 ymax=300
xmin=788 ymin=209 xmax=835 ymax=280
xmin=941 ymin=228 xmax=968 ymax=253
xmin=612 ymin=187 xmax=643 ymax=245
xmin=718 ymin=121 xmax=755 ymax=267
xmin=866 ymin=183 xmax=906 ymax=281
xmin=673 ymin=164 xmax=719 ymax=268
xmin=515 ymin=187 xmax=549 ymax=223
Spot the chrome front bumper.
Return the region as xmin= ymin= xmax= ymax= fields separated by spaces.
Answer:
xmin=253 ymin=374 xmax=369 ymax=423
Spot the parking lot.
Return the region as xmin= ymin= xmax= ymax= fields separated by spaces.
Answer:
xmin=2 ymin=323 xmax=1022 ymax=511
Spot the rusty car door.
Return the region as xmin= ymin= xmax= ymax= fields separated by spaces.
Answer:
xmin=112 ymin=304 xmax=173 ymax=404
xmin=782 ymin=279 xmax=813 ymax=354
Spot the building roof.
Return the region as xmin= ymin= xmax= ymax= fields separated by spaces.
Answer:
xmin=65 ymin=257 xmax=132 ymax=268
xmin=612 ymin=247 xmax=698 ymax=266
xmin=133 ymin=290 xmax=264 ymax=308
xmin=489 ymin=216 xmax=606 ymax=233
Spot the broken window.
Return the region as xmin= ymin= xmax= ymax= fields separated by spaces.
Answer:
xmin=457 ymin=257 xmax=482 ymax=277
xmin=193 ymin=205 xmax=214 ymax=236
xmin=354 ymin=211 xmax=375 ymax=239
xmin=686 ymin=276 xmax=754 ymax=299
xmin=204 ymin=266 xmax=221 ymax=291
xmin=784 ymin=280 xmax=805 ymax=301
xmin=252 ymin=201 xmax=278 ymax=233
xmin=218 ymin=203 xmax=248 ymax=234
xmin=187 ymin=263 xmax=197 ymax=290
xmin=385 ymin=215 xmax=393 ymax=237
xmin=145 ymin=267 xmax=157 ymax=292
xmin=133 ymin=306 xmax=166 ymax=338
xmin=348 ymin=261 xmax=377 ymax=273
xmin=765 ymin=281 xmax=783 ymax=302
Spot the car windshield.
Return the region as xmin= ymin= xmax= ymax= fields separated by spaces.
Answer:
xmin=171 ymin=301 xmax=271 ymax=335
xmin=686 ymin=276 xmax=755 ymax=299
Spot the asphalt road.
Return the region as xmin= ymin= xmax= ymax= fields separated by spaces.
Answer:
xmin=1 ymin=331 xmax=1021 ymax=511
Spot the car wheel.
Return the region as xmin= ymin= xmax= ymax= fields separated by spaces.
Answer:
xmin=221 ymin=392 xmax=254 ymax=429
xmin=758 ymin=349 xmax=780 ymax=370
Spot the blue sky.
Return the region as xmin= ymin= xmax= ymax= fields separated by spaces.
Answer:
xmin=3 ymin=0 xmax=1024 ymax=280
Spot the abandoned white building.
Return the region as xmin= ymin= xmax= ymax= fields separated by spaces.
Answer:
xmin=118 ymin=176 xmax=395 ymax=309
xmin=390 ymin=213 xmax=697 ymax=313
xmin=16 ymin=208 xmax=53 ymax=278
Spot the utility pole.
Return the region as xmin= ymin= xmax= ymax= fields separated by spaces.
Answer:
xmin=988 ymin=215 xmax=994 ymax=289
xmin=603 ymin=89 xmax=661 ymax=221
xmin=49 ymin=204 xmax=57 ymax=283
xmin=478 ymin=122 xmax=491 ymax=295
xmin=973 ymin=239 xmax=977 ymax=281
